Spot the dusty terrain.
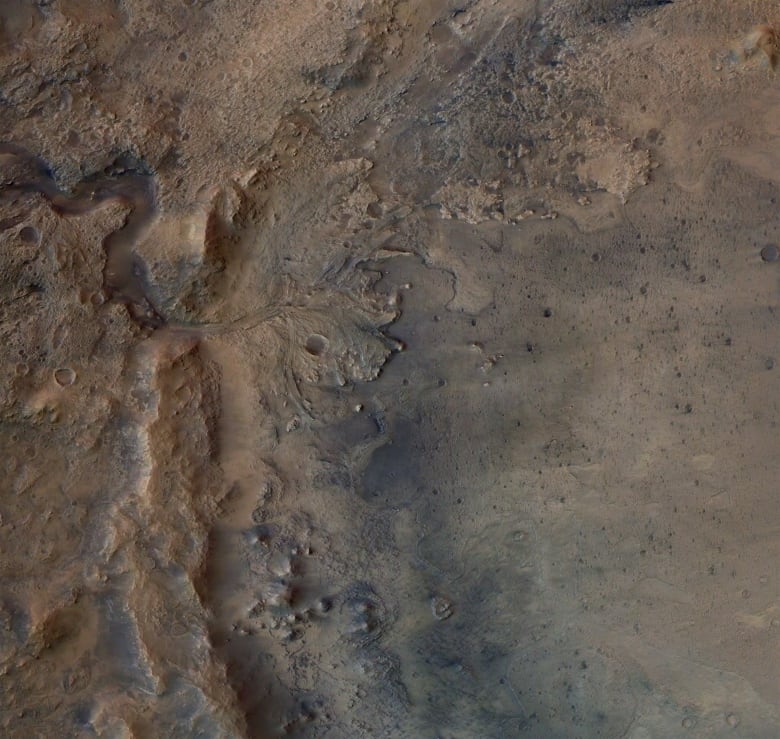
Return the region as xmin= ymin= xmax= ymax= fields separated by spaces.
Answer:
xmin=2 ymin=0 xmax=780 ymax=737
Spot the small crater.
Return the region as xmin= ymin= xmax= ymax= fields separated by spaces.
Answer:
xmin=430 ymin=595 xmax=453 ymax=621
xmin=761 ymin=244 xmax=779 ymax=262
xmin=54 ymin=368 xmax=76 ymax=386
xmin=305 ymin=334 xmax=329 ymax=356
xmin=19 ymin=226 xmax=39 ymax=244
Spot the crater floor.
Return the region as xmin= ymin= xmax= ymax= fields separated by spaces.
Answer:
xmin=1 ymin=1 xmax=780 ymax=737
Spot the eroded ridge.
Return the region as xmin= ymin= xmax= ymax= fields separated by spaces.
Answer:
xmin=0 ymin=132 xmax=405 ymax=735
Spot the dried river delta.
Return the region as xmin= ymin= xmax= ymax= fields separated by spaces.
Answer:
xmin=1 ymin=1 xmax=780 ymax=737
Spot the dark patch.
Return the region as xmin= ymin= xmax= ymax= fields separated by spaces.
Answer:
xmin=359 ymin=419 xmax=424 ymax=505
xmin=572 ymin=0 xmax=673 ymax=23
